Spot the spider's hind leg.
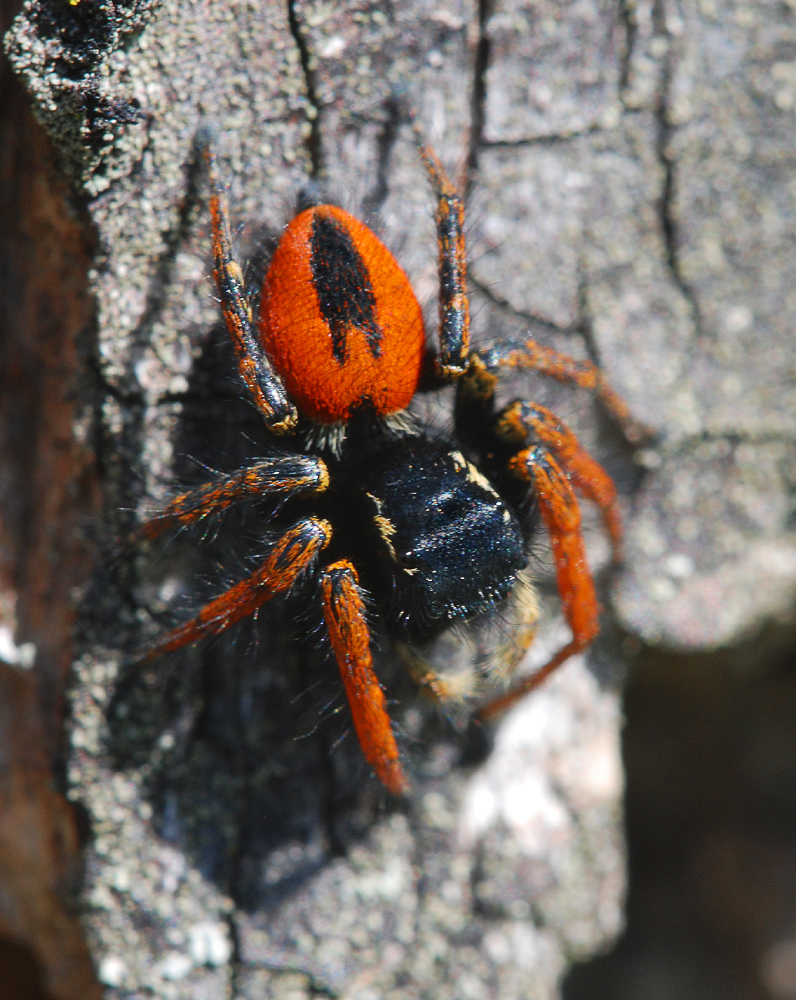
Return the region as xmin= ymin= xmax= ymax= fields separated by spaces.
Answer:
xmin=454 ymin=358 xmax=610 ymax=718
xmin=494 ymin=400 xmax=623 ymax=563
xmin=483 ymin=338 xmax=651 ymax=445
xmin=320 ymin=560 xmax=407 ymax=795
xmin=479 ymin=447 xmax=600 ymax=720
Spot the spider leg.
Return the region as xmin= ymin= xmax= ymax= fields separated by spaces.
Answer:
xmin=495 ymin=400 xmax=623 ymax=563
xmin=482 ymin=340 xmax=650 ymax=445
xmin=479 ymin=448 xmax=600 ymax=720
xmin=203 ymin=140 xmax=298 ymax=434
xmin=320 ymin=560 xmax=407 ymax=795
xmin=133 ymin=517 xmax=331 ymax=663
xmin=133 ymin=454 xmax=329 ymax=543
xmin=412 ymin=123 xmax=470 ymax=379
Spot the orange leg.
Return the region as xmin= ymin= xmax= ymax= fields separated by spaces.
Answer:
xmin=479 ymin=449 xmax=600 ymax=720
xmin=203 ymin=139 xmax=298 ymax=434
xmin=412 ymin=121 xmax=470 ymax=379
xmin=495 ymin=400 xmax=623 ymax=563
xmin=487 ymin=339 xmax=650 ymax=445
xmin=133 ymin=455 xmax=329 ymax=543
xmin=320 ymin=560 xmax=407 ymax=795
xmin=133 ymin=517 xmax=331 ymax=664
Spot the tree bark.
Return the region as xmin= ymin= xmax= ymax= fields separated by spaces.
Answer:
xmin=2 ymin=0 xmax=795 ymax=997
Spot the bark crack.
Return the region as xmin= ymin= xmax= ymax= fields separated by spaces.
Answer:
xmin=465 ymin=0 xmax=492 ymax=193
xmin=654 ymin=9 xmax=704 ymax=335
xmin=482 ymin=121 xmax=612 ymax=149
xmin=576 ymin=257 xmax=604 ymax=369
xmin=286 ymin=0 xmax=323 ymax=179
xmin=618 ymin=0 xmax=637 ymax=97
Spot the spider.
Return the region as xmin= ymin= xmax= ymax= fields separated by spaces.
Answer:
xmin=132 ymin=123 xmax=643 ymax=796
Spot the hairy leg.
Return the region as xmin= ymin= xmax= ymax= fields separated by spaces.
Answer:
xmin=495 ymin=400 xmax=623 ymax=562
xmin=412 ymin=121 xmax=470 ymax=380
xmin=133 ymin=454 xmax=329 ymax=542
xmin=202 ymin=137 xmax=298 ymax=433
xmin=483 ymin=340 xmax=649 ymax=445
xmin=479 ymin=448 xmax=600 ymax=720
xmin=133 ymin=517 xmax=331 ymax=663
xmin=321 ymin=560 xmax=407 ymax=795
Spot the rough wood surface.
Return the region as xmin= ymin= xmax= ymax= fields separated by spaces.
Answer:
xmin=2 ymin=0 xmax=795 ymax=997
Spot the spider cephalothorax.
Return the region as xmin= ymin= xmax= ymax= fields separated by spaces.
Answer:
xmin=132 ymin=124 xmax=642 ymax=795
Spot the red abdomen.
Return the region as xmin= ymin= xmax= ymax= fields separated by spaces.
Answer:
xmin=260 ymin=205 xmax=426 ymax=424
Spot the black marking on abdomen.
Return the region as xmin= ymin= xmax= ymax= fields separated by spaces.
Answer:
xmin=310 ymin=212 xmax=383 ymax=364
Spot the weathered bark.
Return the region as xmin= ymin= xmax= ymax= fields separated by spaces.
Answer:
xmin=2 ymin=0 xmax=795 ymax=997
xmin=0 ymin=1 xmax=102 ymax=994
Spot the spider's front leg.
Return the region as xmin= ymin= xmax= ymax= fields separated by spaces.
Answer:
xmin=132 ymin=517 xmax=331 ymax=664
xmin=202 ymin=138 xmax=298 ymax=434
xmin=320 ymin=561 xmax=407 ymax=795
xmin=479 ymin=447 xmax=600 ymax=720
xmin=132 ymin=453 xmax=329 ymax=543
xmin=413 ymin=125 xmax=470 ymax=379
